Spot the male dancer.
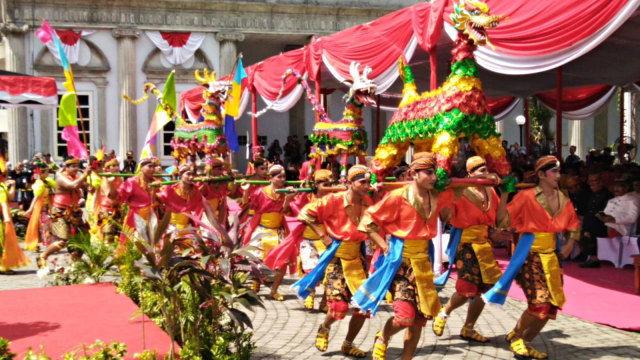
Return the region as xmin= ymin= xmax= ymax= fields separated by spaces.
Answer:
xmin=355 ymin=153 xmax=462 ymax=360
xmin=242 ymin=164 xmax=295 ymax=300
xmin=96 ymin=157 xmax=123 ymax=242
xmin=293 ymin=165 xmax=372 ymax=358
xmin=118 ymin=157 xmax=159 ymax=237
xmin=200 ymin=156 xmax=229 ymax=227
xmin=492 ymin=155 xmax=580 ymax=359
xmin=432 ymin=156 xmax=502 ymax=342
xmin=38 ymin=157 xmax=91 ymax=268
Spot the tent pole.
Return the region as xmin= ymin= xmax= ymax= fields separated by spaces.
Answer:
xmin=376 ymin=95 xmax=381 ymax=146
xmin=430 ymin=47 xmax=438 ymax=91
xmin=524 ymin=97 xmax=530 ymax=156
xmin=556 ymin=67 xmax=563 ymax=159
xmin=316 ymin=71 xmax=322 ymax=122
xmin=620 ymin=88 xmax=625 ymax=162
xmin=251 ymin=89 xmax=258 ymax=152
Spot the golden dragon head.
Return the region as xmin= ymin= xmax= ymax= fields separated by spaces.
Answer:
xmin=450 ymin=0 xmax=505 ymax=49
xmin=195 ymin=68 xmax=232 ymax=105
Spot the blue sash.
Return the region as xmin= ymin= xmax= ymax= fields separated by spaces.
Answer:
xmin=351 ymin=236 xmax=404 ymax=316
xmin=434 ymin=226 xmax=462 ymax=290
xmin=482 ymin=232 xmax=534 ymax=306
xmin=291 ymin=236 xmax=341 ymax=299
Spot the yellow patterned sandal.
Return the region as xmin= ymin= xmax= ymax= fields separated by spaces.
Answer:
xmin=315 ymin=325 xmax=329 ymax=352
xmin=372 ymin=331 xmax=387 ymax=360
xmin=505 ymin=329 xmax=517 ymax=343
xmin=432 ymin=309 xmax=447 ymax=337
xmin=510 ymin=338 xmax=530 ymax=360
xmin=37 ymin=255 xmax=47 ymax=269
xmin=250 ymin=280 xmax=260 ymax=292
xmin=460 ymin=326 xmax=490 ymax=343
xmin=341 ymin=341 xmax=366 ymax=358
xmin=304 ymin=295 xmax=315 ymax=310
xmin=527 ymin=345 xmax=548 ymax=359
xmin=270 ymin=292 xmax=284 ymax=301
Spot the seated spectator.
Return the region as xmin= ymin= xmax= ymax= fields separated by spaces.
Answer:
xmin=598 ymin=177 xmax=639 ymax=238
xmin=579 ymin=172 xmax=613 ymax=268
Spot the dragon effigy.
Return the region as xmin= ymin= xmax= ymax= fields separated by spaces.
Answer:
xmin=371 ymin=0 xmax=509 ymax=184
xmin=170 ymin=69 xmax=232 ymax=164
xmin=255 ymin=61 xmax=377 ymax=180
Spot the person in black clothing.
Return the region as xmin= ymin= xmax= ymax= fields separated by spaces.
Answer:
xmin=565 ymin=145 xmax=581 ymax=166
xmin=578 ymin=172 xmax=612 ymax=268
xmin=9 ymin=161 xmax=33 ymax=210
xmin=121 ymin=151 xmax=137 ymax=173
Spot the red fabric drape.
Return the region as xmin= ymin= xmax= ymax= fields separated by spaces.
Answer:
xmin=0 ymin=75 xmax=57 ymax=97
xmin=536 ymin=85 xmax=613 ymax=112
xmin=443 ymin=0 xmax=630 ymax=56
xmin=251 ymin=47 xmax=306 ymax=100
xmin=487 ymin=96 xmax=516 ymax=116
xmin=56 ymin=30 xmax=82 ymax=46
xmin=160 ymin=32 xmax=191 ymax=48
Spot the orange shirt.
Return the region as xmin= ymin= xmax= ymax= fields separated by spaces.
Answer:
xmin=298 ymin=191 xmax=371 ymax=242
xmin=505 ymin=187 xmax=580 ymax=234
xmin=360 ymin=185 xmax=455 ymax=240
xmin=450 ymin=187 xmax=499 ymax=229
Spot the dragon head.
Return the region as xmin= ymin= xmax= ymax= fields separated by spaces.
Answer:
xmin=451 ymin=0 xmax=504 ymax=48
xmin=345 ymin=62 xmax=377 ymax=107
xmin=195 ymin=69 xmax=232 ymax=110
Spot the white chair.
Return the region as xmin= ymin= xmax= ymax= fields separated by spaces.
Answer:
xmin=597 ymin=236 xmax=639 ymax=268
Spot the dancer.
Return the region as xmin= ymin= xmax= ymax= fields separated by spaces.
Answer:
xmin=491 ymin=155 xmax=580 ymax=359
xmin=432 ymin=156 xmax=502 ymax=342
xmin=200 ymin=156 xmax=229 ymax=227
xmin=293 ymin=165 xmax=373 ymax=358
xmin=354 ymin=153 xmax=463 ymax=360
xmin=37 ymin=157 xmax=91 ymax=269
xmin=24 ymin=162 xmax=55 ymax=251
xmin=242 ymin=164 xmax=295 ymax=301
xmin=96 ymin=158 xmax=123 ymax=242
xmin=118 ymin=157 xmax=159 ymax=237
xmin=0 ymin=170 xmax=30 ymax=273
xmin=157 ymin=163 xmax=205 ymax=241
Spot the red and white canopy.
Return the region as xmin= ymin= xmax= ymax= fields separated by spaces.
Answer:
xmin=180 ymin=0 xmax=640 ymax=120
xmin=0 ymin=70 xmax=58 ymax=109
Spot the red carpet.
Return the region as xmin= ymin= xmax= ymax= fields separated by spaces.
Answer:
xmin=0 ymin=283 xmax=174 ymax=358
xmin=491 ymin=248 xmax=640 ymax=331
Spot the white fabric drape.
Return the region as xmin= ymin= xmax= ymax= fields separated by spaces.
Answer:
xmin=145 ymin=31 xmax=206 ymax=66
xmin=258 ymin=84 xmax=305 ymax=113
xmin=443 ymin=0 xmax=640 ymax=75
xmin=493 ymin=98 xmax=521 ymax=121
xmin=44 ymin=30 xmax=94 ymax=65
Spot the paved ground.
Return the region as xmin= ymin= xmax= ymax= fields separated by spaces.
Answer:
xmin=3 ymin=250 xmax=640 ymax=359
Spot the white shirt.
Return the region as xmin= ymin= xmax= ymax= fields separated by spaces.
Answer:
xmin=603 ymin=192 xmax=640 ymax=236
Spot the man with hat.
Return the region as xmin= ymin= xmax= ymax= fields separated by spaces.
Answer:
xmin=242 ymin=164 xmax=296 ymax=301
xmin=157 ymin=163 xmax=205 ymax=241
xmin=432 ymin=156 xmax=503 ymax=343
xmin=354 ymin=153 xmax=458 ymax=360
xmin=37 ymin=157 xmax=91 ymax=269
xmin=491 ymin=155 xmax=580 ymax=359
xmin=24 ymin=161 xmax=56 ymax=251
xmin=96 ymin=157 xmax=123 ymax=242
xmin=200 ymin=156 xmax=230 ymax=228
xmin=293 ymin=164 xmax=373 ymax=358
xmin=118 ymin=156 xmax=160 ymax=237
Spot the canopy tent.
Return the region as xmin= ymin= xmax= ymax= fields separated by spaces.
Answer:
xmin=180 ymin=0 xmax=640 ymax=141
xmin=0 ymin=70 xmax=58 ymax=109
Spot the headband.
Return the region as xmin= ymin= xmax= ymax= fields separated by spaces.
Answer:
xmin=347 ymin=165 xmax=369 ymax=182
xmin=64 ymin=158 xmax=79 ymax=166
xmin=104 ymin=158 xmax=119 ymax=168
xmin=535 ymin=155 xmax=560 ymax=174
xmin=466 ymin=156 xmax=487 ymax=174
xmin=139 ymin=157 xmax=157 ymax=167
xmin=314 ymin=169 xmax=333 ymax=183
xmin=269 ymin=164 xmax=285 ymax=176
xmin=253 ymin=157 xmax=268 ymax=168
xmin=410 ymin=152 xmax=437 ymax=171
xmin=178 ymin=163 xmax=193 ymax=176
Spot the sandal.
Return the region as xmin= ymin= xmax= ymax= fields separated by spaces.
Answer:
xmin=372 ymin=331 xmax=387 ymax=360
xmin=510 ymin=338 xmax=530 ymax=360
xmin=505 ymin=329 xmax=517 ymax=343
xmin=527 ymin=345 xmax=548 ymax=359
xmin=341 ymin=342 xmax=366 ymax=358
xmin=315 ymin=325 xmax=329 ymax=352
xmin=304 ymin=295 xmax=315 ymax=310
xmin=37 ymin=255 xmax=47 ymax=269
xmin=432 ymin=309 xmax=447 ymax=337
xmin=270 ymin=293 xmax=284 ymax=301
xmin=250 ymin=280 xmax=260 ymax=292
xmin=460 ymin=326 xmax=490 ymax=343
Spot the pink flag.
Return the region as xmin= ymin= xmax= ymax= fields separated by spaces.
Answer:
xmin=62 ymin=126 xmax=88 ymax=159
xmin=35 ymin=19 xmax=55 ymax=44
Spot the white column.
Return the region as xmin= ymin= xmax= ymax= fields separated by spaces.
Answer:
xmin=1 ymin=24 xmax=29 ymax=164
xmin=568 ymin=119 xmax=584 ymax=159
xmin=112 ymin=28 xmax=140 ymax=159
